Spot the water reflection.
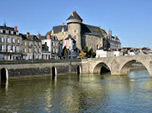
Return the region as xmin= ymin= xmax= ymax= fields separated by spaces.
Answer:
xmin=0 ymin=70 xmax=152 ymax=113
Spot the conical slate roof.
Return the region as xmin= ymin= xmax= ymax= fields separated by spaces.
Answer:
xmin=67 ymin=11 xmax=83 ymax=22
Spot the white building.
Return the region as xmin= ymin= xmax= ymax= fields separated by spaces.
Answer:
xmin=63 ymin=35 xmax=79 ymax=59
xmin=96 ymin=49 xmax=123 ymax=58
xmin=41 ymin=34 xmax=59 ymax=59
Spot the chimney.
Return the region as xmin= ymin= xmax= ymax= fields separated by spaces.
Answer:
xmin=108 ymin=30 xmax=112 ymax=37
xmin=108 ymin=30 xmax=112 ymax=35
xmin=62 ymin=22 xmax=64 ymax=26
xmin=14 ymin=26 xmax=17 ymax=31
xmin=46 ymin=33 xmax=50 ymax=40
xmin=27 ymin=32 xmax=30 ymax=37
xmin=37 ymin=33 xmax=41 ymax=39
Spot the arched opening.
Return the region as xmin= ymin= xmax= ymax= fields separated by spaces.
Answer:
xmin=77 ymin=66 xmax=81 ymax=75
xmin=1 ymin=68 xmax=8 ymax=81
xmin=93 ymin=62 xmax=111 ymax=75
xmin=120 ymin=60 xmax=149 ymax=78
xmin=52 ymin=67 xmax=57 ymax=80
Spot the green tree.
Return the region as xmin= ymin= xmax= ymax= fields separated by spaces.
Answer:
xmin=88 ymin=48 xmax=93 ymax=58
xmin=92 ymin=52 xmax=96 ymax=58
xmin=62 ymin=46 xmax=68 ymax=59
xmin=83 ymin=46 xmax=88 ymax=53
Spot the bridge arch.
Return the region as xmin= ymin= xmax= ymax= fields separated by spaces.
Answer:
xmin=120 ymin=59 xmax=150 ymax=75
xmin=52 ymin=66 xmax=57 ymax=80
xmin=93 ymin=62 xmax=111 ymax=74
xmin=1 ymin=68 xmax=8 ymax=81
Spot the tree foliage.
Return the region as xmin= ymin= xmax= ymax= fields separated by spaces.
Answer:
xmin=62 ymin=46 xmax=68 ymax=59
xmin=80 ymin=46 xmax=96 ymax=58
xmin=80 ymin=51 xmax=87 ymax=58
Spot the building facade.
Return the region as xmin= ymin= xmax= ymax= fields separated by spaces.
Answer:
xmin=49 ymin=11 xmax=121 ymax=52
xmin=0 ymin=24 xmax=42 ymax=60
xmin=63 ymin=35 xmax=78 ymax=59
xmin=21 ymin=33 xmax=42 ymax=60
xmin=105 ymin=30 xmax=121 ymax=49
xmin=0 ymin=24 xmax=22 ymax=60
xmin=41 ymin=34 xmax=59 ymax=59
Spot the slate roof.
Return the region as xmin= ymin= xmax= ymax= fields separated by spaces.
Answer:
xmin=20 ymin=34 xmax=41 ymax=42
xmin=39 ymin=36 xmax=46 ymax=40
xmin=0 ymin=25 xmax=18 ymax=32
xmin=81 ymin=24 xmax=105 ymax=37
xmin=65 ymin=35 xmax=76 ymax=42
xmin=52 ymin=25 xmax=68 ymax=34
xmin=67 ymin=11 xmax=83 ymax=21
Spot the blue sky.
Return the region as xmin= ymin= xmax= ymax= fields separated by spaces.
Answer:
xmin=0 ymin=0 xmax=152 ymax=48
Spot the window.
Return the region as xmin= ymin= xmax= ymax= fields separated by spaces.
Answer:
xmin=17 ymin=39 xmax=20 ymax=43
xmin=0 ymin=29 xmax=3 ymax=33
xmin=6 ymin=30 xmax=9 ymax=34
xmin=24 ymin=41 xmax=26 ymax=46
xmin=6 ymin=38 xmax=8 ymax=43
xmin=2 ymin=45 xmax=6 ymax=52
xmin=11 ymin=31 xmax=14 ymax=35
xmin=16 ymin=46 xmax=19 ymax=52
xmin=8 ymin=38 xmax=11 ymax=43
xmin=56 ymin=49 xmax=58 ymax=53
xmin=28 ymin=42 xmax=31 ymax=47
xmin=11 ymin=46 xmax=13 ymax=52
xmin=0 ymin=45 xmax=2 ymax=51
xmin=0 ymin=37 xmax=2 ymax=42
xmin=13 ymin=38 xmax=15 ymax=43
xmin=11 ymin=38 xmax=13 ymax=43
xmin=74 ymin=29 xmax=77 ymax=33
xmin=13 ymin=46 xmax=15 ymax=52
xmin=16 ymin=32 xmax=19 ymax=35
xmin=1 ymin=37 xmax=4 ymax=42
xmin=6 ymin=45 xmax=8 ymax=52
xmin=8 ymin=45 xmax=11 ymax=52
xmin=24 ymin=48 xmax=26 ymax=53
xmin=74 ymin=35 xmax=76 ymax=39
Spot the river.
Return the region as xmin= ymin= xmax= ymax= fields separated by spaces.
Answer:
xmin=0 ymin=70 xmax=152 ymax=113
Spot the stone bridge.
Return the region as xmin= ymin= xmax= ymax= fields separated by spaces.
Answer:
xmin=81 ymin=55 xmax=152 ymax=76
xmin=1 ymin=55 xmax=152 ymax=80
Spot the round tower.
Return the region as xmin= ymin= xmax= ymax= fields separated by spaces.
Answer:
xmin=67 ymin=11 xmax=83 ymax=51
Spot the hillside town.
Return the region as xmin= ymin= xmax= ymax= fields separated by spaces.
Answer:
xmin=0 ymin=11 xmax=151 ymax=60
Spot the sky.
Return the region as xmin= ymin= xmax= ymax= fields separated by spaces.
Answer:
xmin=0 ymin=0 xmax=152 ymax=48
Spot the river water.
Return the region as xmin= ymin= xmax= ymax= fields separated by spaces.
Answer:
xmin=0 ymin=70 xmax=152 ymax=113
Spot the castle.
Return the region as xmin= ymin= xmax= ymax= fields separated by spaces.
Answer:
xmin=49 ymin=11 xmax=121 ymax=52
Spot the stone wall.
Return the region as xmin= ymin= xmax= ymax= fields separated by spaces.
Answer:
xmin=0 ymin=59 xmax=81 ymax=79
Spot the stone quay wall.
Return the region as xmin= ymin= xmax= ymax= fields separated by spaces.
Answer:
xmin=0 ymin=59 xmax=82 ymax=79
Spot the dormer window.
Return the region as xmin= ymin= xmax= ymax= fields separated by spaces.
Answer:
xmin=11 ymin=31 xmax=14 ymax=35
xmin=0 ymin=29 xmax=3 ymax=33
xmin=16 ymin=32 xmax=19 ymax=35
xmin=6 ymin=30 xmax=9 ymax=34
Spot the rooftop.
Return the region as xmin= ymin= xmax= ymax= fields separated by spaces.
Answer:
xmin=67 ymin=11 xmax=83 ymax=22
